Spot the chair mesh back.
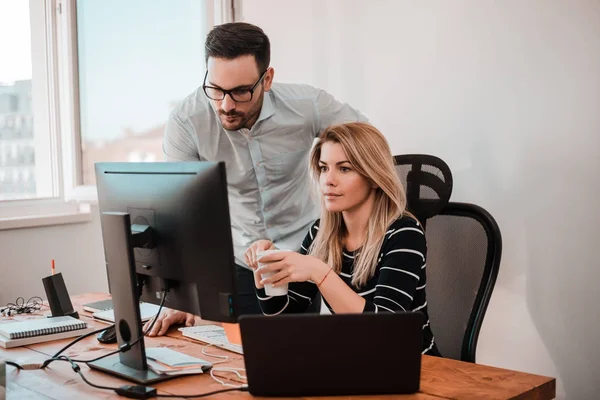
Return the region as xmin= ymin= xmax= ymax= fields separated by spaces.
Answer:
xmin=394 ymin=155 xmax=453 ymax=222
xmin=425 ymin=209 xmax=490 ymax=361
xmin=394 ymin=155 xmax=500 ymax=361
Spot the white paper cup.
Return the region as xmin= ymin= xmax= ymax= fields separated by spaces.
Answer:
xmin=257 ymin=249 xmax=289 ymax=296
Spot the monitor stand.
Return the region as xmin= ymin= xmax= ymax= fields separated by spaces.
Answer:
xmin=88 ymin=212 xmax=175 ymax=385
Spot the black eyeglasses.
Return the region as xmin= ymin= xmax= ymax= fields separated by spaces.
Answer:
xmin=202 ymin=69 xmax=267 ymax=103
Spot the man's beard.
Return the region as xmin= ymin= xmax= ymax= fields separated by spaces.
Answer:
xmin=218 ymin=94 xmax=264 ymax=131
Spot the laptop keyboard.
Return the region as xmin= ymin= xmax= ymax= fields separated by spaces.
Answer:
xmin=179 ymin=325 xmax=244 ymax=355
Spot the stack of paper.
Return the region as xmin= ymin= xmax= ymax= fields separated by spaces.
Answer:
xmin=145 ymin=347 xmax=212 ymax=376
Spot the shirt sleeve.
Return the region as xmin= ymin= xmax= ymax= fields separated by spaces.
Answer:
xmin=313 ymin=89 xmax=369 ymax=137
xmin=163 ymin=110 xmax=203 ymax=161
xmin=256 ymin=222 xmax=320 ymax=315
xmin=363 ymin=221 xmax=427 ymax=313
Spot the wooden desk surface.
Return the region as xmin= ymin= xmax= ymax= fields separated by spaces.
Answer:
xmin=0 ymin=293 xmax=555 ymax=400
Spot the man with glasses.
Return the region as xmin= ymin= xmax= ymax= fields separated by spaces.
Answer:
xmin=148 ymin=22 xmax=366 ymax=336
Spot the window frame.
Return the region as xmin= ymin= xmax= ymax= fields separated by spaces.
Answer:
xmin=61 ymin=0 xmax=235 ymax=203
xmin=1 ymin=0 xmax=235 ymax=229
xmin=0 ymin=0 xmax=89 ymax=229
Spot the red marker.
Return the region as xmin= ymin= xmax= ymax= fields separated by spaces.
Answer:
xmin=51 ymin=259 xmax=56 ymax=275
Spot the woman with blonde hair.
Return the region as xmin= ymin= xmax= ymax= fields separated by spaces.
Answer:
xmin=245 ymin=122 xmax=439 ymax=355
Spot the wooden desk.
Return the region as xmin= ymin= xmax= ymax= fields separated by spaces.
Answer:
xmin=0 ymin=293 xmax=555 ymax=399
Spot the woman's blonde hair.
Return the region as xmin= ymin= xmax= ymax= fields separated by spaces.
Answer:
xmin=308 ymin=122 xmax=413 ymax=287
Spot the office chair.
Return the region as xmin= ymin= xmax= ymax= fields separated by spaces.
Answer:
xmin=393 ymin=154 xmax=453 ymax=229
xmin=424 ymin=202 xmax=501 ymax=362
xmin=394 ymin=155 xmax=502 ymax=362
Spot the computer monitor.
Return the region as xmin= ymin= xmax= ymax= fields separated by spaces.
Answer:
xmin=89 ymin=161 xmax=240 ymax=384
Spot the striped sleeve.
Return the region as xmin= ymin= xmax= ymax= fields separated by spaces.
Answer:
xmin=363 ymin=220 xmax=426 ymax=313
xmin=256 ymin=221 xmax=320 ymax=315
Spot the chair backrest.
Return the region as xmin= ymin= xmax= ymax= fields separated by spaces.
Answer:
xmin=393 ymin=154 xmax=453 ymax=227
xmin=393 ymin=154 xmax=501 ymax=362
xmin=424 ymin=202 xmax=502 ymax=362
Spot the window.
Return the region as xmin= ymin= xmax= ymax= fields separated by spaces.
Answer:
xmin=76 ymin=0 xmax=210 ymax=185
xmin=0 ymin=0 xmax=58 ymax=202
xmin=1 ymin=0 xmax=232 ymax=227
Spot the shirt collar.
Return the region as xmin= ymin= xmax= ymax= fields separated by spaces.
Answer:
xmin=255 ymin=90 xmax=274 ymax=124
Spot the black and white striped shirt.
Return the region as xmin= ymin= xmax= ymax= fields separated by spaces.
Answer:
xmin=256 ymin=216 xmax=440 ymax=356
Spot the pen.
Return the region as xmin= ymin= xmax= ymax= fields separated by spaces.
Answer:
xmin=51 ymin=259 xmax=55 ymax=275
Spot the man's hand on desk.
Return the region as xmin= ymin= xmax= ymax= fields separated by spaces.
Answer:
xmin=143 ymin=309 xmax=198 ymax=336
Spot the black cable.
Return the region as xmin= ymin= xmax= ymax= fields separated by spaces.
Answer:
xmin=1 ymin=296 xmax=44 ymax=316
xmin=80 ymin=288 xmax=168 ymax=363
xmin=42 ymin=288 xmax=168 ymax=369
xmin=20 ymin=334 xmax=249 ymax=399
xmin=38 ymin=325 xmax=115 ymax=369
xmin=45 ymin=275 xmax=155 ymax=364
xmin=73 ymin=348 xmax=123 ymax=363
xmin=74 ymin=365 xmax=120 ymax=391
xmin=53 ymin=355 xmax=118 ymax=391
xmin=51 ymin=324 xmax=114 ymax=359
xmin=3 ymin=288 xmax=247 ymax=398
xmin=5 ymin=361 xmax=23 ymax=370
xmin=71 ymin=357 xmax=249 ymax=399
xmin=76 ymin=365 xmax=248 ymax=399
xmin=56 ymin=356 xmax=249 ymax=398
xmin=154 ymin=387 xmax=249 ymax=398
xmin=38 ymin=340 xmax=120 ymax=370
xmin=45 ymin=290 xmax=163 ymax=365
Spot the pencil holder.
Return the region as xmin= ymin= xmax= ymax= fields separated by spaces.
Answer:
xmin=42 ymin=273 xmax=79 ymax=319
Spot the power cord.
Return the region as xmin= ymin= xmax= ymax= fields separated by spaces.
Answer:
xmin=209 ymin=367 xmax=247 ymax=389
xmin=153 ymin=387 xmax=249 ymax=398
xmin=5 ymin=289 xmax=249 ymax=398
xmin=201 ymin=344 xmax=233 ymax=364
xmin=1 ymin=296 xmax=44 ymax=316
xmin=39 ymin=324 xmax=115 ymax=368
xmin=42 ymin=288 xmax=168 ymax=369
xmin=10 ymin=287 xmax=169 ymax=370
xmin=200 ymin=344 xmax=247 ymax=388
xmin=27 ymin=355 xmax=248 ymax=398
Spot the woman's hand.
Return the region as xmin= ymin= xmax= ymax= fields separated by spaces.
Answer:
xmin=244 ymin=239 xmax=276 ymax=269
xmin=245 ymin=239 xmax=277 ymax=289
xmin=257 ymin=251 xmax=329 ymax=287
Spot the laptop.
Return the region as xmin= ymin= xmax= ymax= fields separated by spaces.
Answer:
xmin=238 ymin=312 xmax=424 ymax=397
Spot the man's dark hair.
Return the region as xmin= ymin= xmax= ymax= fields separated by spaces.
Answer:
xmin=205 ymin=22 xmax=271 ymax=73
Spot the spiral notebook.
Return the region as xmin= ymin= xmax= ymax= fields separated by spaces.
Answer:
xmin=0 ymin=316 xmax=93 ymax=348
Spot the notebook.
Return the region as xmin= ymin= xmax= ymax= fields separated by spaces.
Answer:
xmin=92 ymin=302 xmax=161 ymax=324
xmin=0 ymin=316 xmax=94 ymax=349
xmin=145 ymin=347 xmax=212 ymax=376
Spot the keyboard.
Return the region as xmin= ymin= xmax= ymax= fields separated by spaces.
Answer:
xmin=179 ymin=325 xmax=244 ymax=355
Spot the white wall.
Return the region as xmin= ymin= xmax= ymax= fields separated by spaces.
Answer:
xmin=0 ymin=206 xmax=107 ymax=306
xmin=241 ymin=1 xmax=600 ymax=399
